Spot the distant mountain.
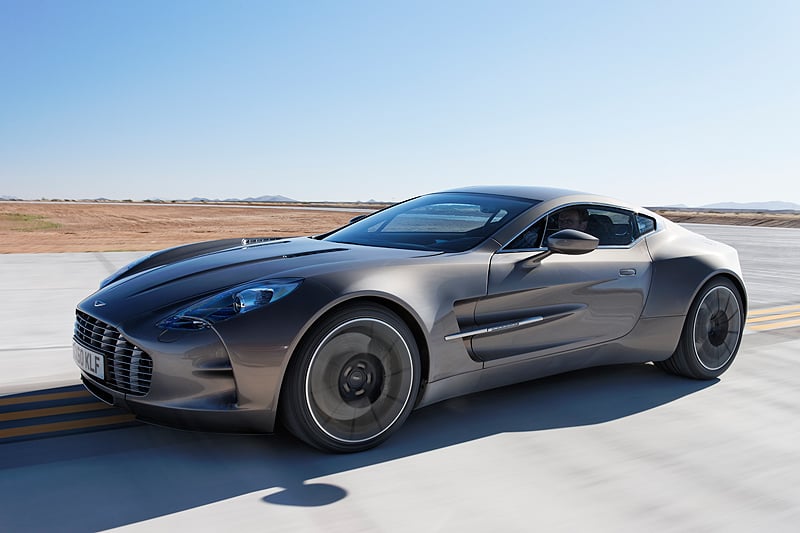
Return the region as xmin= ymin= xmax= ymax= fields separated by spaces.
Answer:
xmin=187 ymin=195 xmax=297 ymax=203
xmin=238 ymin=195 xmax=297 ymax=203
xmin=0 ymin=195 xmax=21 ymax=200
xmin=701 ymin=201 xmax=800 ymax=211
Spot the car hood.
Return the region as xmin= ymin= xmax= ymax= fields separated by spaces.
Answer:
xmin=79 ymin=237 xmax=438 ymax=324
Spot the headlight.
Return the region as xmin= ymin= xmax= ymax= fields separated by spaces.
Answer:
xmin=158 ymin=278 xmax=303 ymax=330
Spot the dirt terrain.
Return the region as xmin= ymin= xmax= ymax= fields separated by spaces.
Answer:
xmin=0 ymin=202 xmax=362 ymax=253
xmin=1 ymin=201 xmax=799 ymax=254
xmin=651 ymin=209 xmax=800 ymax=228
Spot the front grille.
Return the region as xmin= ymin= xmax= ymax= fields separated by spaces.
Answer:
xmin=74 ymin=310 xmax=153 ymax=396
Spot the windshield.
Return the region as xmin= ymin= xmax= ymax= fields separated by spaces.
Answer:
xmin=323 ymin=192 xmax=537 ymax=252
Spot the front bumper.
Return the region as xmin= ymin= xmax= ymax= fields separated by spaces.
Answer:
xmin=74 ymin=309 xmax=279 ymax=434
xmin=79 ymin=373 xmax=274 ymax=433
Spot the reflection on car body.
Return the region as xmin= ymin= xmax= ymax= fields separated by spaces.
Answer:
xmin=74 ymin=186 xmax=746 ymax=452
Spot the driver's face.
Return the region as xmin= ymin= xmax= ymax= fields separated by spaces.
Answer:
xmin=558 ymin=210 xmax=587 ymax=230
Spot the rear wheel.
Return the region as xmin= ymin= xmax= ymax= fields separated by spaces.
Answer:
xmin=280 ymin=303 xmax=420 ymax=453
xmin=656 ymin=277 xmax=744 ymax=379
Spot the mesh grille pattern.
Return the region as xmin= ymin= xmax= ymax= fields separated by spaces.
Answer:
xmin=74 ymin=310 xmax=153 ymax=396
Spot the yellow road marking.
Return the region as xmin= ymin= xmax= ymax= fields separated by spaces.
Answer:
xmin=744 ymin=304 xmax=800 ymax=332
xmin=748 ymin=318 xmax=800 ymax=332
xmin=0 ymin=414 xmax=136 ymax=439
xmin=0 ymin=402 xmax=114 ymax=422
xmin=746 ymin=311 xmax=800 ymax=324
xmin=0 ymin=390 xmax=91 ymax=407
xmin=748 ymin=304 xmax=800 ymax=317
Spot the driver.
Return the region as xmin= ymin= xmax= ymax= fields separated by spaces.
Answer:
xmin=557 ymin=208 xmax=589 ymax=231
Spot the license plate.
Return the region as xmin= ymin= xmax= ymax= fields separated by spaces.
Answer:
xmin=73 ymin=343 xmax=105 ymax=380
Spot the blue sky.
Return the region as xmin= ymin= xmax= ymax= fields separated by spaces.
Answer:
xmin=1 ymin=0 xmax=798 ymax=206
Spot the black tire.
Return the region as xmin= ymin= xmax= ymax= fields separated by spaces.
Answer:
xmin=280 ymin=303 xmax=421 ymax=453
xmin=656 ymin=277 xmax=744 ymax=379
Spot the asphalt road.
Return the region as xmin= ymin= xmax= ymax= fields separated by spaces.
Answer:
xmin=1 ymin=224 xmax=798 ymax=532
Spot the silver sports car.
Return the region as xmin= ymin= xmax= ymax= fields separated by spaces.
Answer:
xmin=74 ymin=186 xmax=746 ymax=452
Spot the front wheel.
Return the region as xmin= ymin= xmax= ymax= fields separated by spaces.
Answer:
xmin=656 ymin=277 xmax=744 ymax=379
xmin=280 ymin=303 xmax=421 ymax=453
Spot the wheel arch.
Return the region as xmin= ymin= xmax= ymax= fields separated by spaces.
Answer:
xmin=688 ymin=271 xmax=748 ymax=318
xmin=714 ymin=272 xmax=748 ymax=317
xmin=644 ymin=254 xmax=747 ymax=319
xmin=276 ymin=295 xmax=431 ymax=414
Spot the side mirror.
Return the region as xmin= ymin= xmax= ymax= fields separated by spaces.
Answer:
xmin=519 ymin=229 xmax=598 ymax=268
xmin=546 ymin=229 xmax=599 ymax=255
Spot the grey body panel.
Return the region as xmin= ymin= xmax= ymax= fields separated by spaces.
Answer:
xmin=473 ymin=242 xmax=652 ymax=362
xmin=74 ymin=186 xmax=746 ymax=434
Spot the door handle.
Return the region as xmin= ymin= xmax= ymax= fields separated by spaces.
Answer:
xmin=619 ymin=268 xmax=637 ymax=276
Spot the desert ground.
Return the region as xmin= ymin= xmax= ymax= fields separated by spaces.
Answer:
xmin=0 ymin=202 xmax=363 ymax=253
xmin=1 ymin=201 xmax=799 ymax=254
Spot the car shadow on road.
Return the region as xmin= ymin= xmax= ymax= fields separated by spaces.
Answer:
xmin=0 ymin=363 xmax=715 ymax=531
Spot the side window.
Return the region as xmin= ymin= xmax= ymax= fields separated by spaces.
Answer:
xmin=508 ymin=206 xmax=640 ymax=250
xmin=506 ymin=219 xmax=546 ymax=250
xmin=587 ymin=208 xmax=635 ymax=245
xmin=586 ymin=207 xmax=635 ymax=246
xmin=636 ymin=214 xmax=656 ymax=236
xmin=546 ymin=205 xmax=635 ymax=246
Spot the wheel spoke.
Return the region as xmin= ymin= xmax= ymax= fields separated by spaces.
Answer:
xmin=722 ymin=338 xmax=734 ymax=356
xmin=369 ymin=335 xmax=403 ymax=367
xmin=368 ymin=404 xmax=385 ymax=430
xmin=721 ymin=291 xmax=733 ymax=316
xmin=695 ymin=336 xmax=711 ymax=355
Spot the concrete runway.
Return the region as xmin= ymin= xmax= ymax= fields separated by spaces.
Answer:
xmin=0 ymin=252 xmax=146 ymax=394
xmin=1 ymin=224 xmax=798 ymax=532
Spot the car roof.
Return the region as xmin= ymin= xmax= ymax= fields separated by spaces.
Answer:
xmin=441 ymin=185 xmax=656 ymax=217
xmin=443 ymin=185 xmax=588 ymax=203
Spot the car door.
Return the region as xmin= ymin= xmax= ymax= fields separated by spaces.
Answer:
xmin=470 ymin=206 xmax=653 ymax=364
